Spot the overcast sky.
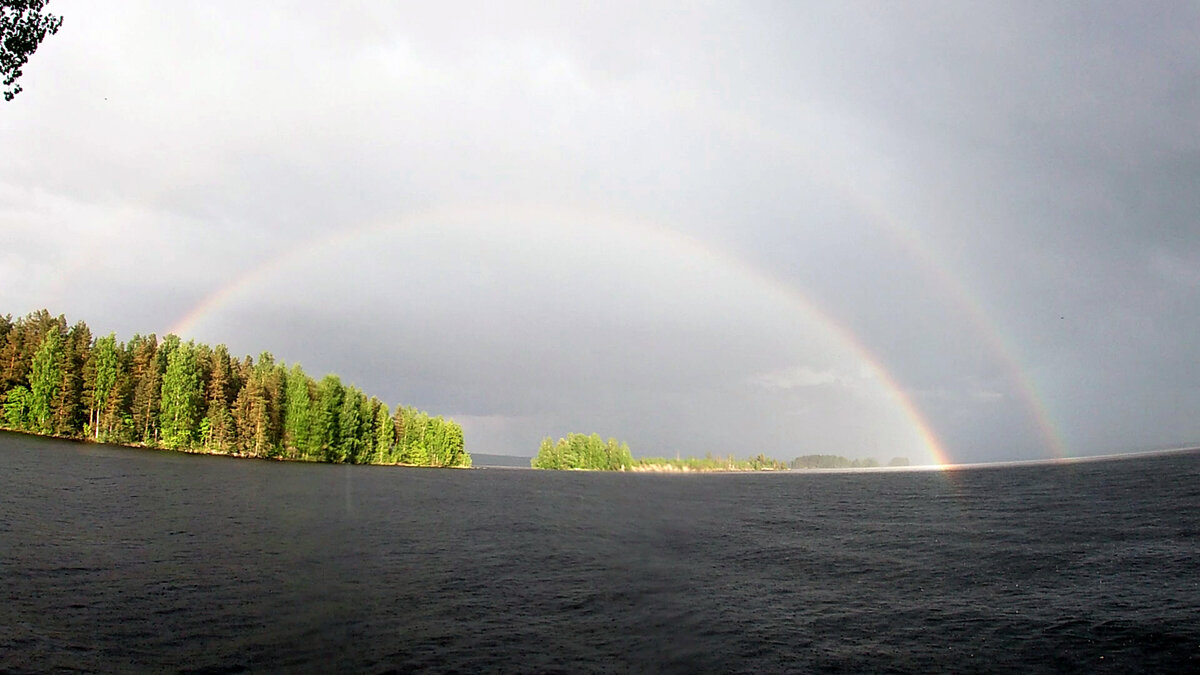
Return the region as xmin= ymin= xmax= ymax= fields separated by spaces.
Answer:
xmin=3 ymin=1 xmax=1198 ymax=464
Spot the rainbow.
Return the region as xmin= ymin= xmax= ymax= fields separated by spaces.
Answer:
xmin=44 ymin=81 xmax=1065 ymax=464
xmin=167 ymin=203 xmax=954 ymax=467
xmin=855 ymin=196 xmax=1070 ymax=459
xmin=655 ymin=97 xmax=1070 ymax=459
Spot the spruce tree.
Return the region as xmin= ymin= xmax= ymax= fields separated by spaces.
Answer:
xmin=233 ymin=359 xmax=274 ymax=457
xmin=52 ymin=320 xmax=90 ymax=436
xmin=256 ymin=353 xmax=285 ymax=455
xmin=204 ymin=345 xmax=235 ymax=452
xmin=129 ymin=334 xmax=161 ymax=444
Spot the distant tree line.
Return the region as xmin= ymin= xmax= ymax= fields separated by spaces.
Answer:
xmin=791 ymin=454 xmax=910 ymax=469
xmin=0 ymin=310 xmax=470 ymax=467
xmin=635 ymin=452 xmax=788 ymax=472
xmin=792 ymin=454 xmax=879 ymax=469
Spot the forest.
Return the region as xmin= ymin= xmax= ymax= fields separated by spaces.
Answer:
xmin=0 ymin=310 xmax=470 ymax=467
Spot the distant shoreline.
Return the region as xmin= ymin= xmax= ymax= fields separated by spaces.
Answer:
xmin=491 ymin=446 xmax=1200 ymax=474
xmin=4 ymin=428 xmax=1194 ymax=474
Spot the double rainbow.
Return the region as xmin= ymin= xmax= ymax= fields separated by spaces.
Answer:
xmin=167 ymin=203 xmax=1064 ymax=467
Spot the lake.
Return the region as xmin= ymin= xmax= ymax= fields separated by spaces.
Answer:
xmin=1 ymin=431 xmax=1197 ymax=672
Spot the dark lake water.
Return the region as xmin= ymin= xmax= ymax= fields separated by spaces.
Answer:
xmin=2 ymin=431 xmax=1198 ymax=673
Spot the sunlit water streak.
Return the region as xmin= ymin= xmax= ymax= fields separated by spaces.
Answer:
xmin=2 ymin=432 xmax=1197 ymax=673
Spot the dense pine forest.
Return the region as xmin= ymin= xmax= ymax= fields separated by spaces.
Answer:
xmin=0 ymin=310 xmax=470 ymax=467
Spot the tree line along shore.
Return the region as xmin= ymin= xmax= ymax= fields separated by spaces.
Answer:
xmin=0 ymin=310 xmax=469 ymax=467
xmin=1 ymin=309 xmax=908 ymax=472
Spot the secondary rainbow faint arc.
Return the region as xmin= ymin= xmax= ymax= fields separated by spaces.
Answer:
xmin=851 ymin=194 xmax=1070 ymax=460
xmin=674 ymin=99 xmax=1070 ymax=459
xmin=167 ymin=204 xmax=953 ymax=467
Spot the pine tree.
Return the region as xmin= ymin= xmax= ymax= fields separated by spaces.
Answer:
xmin=0 ymin=313 xmax=11 ymax=350
xmin=129 ymin=334 xmax=161 ymax=444
xmin=232 ymin=354 xmax=281 ymax=458
xmin=52 ymin=320 xmax=90 ymax=436
xmin=233 ymin=369 xmax=267 ymax=457
xmin=204 ymin=345 xmax=235 ymax=452
xmin=0 ymin=310 xmax=62 ymax=392
xmin=255 ymin=352 xmax=285 ymax=456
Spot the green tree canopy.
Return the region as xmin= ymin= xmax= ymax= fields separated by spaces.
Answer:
xmin=0 ymin=309 xmax=471 ymax=468
xmin=27 ymin=327 xmax=62 ymax=433
xmin=532 ymin=433 xmax=633 ymax=471
xmin=283 ymin=363 xmax=316 ymax=459
xmin=86 ymin=333 xmax=120 ymax=440
xmin=203 ymin=344 xmax=235 ymax=453
xmin=159 ymin=340 xmax=201 ymax=449
xmin=3 ymin=384 xmax=30 ymax=428
xmin=1 ymin=0 xmax=64 ymax=101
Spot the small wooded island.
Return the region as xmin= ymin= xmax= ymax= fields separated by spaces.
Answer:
xmin=529 ymin=433 xmax=906 ymax=471
xmin=532 ymin=432 xmax=790 ymax=470
xmin=0 ymin=310 xmax=470 ymax=467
